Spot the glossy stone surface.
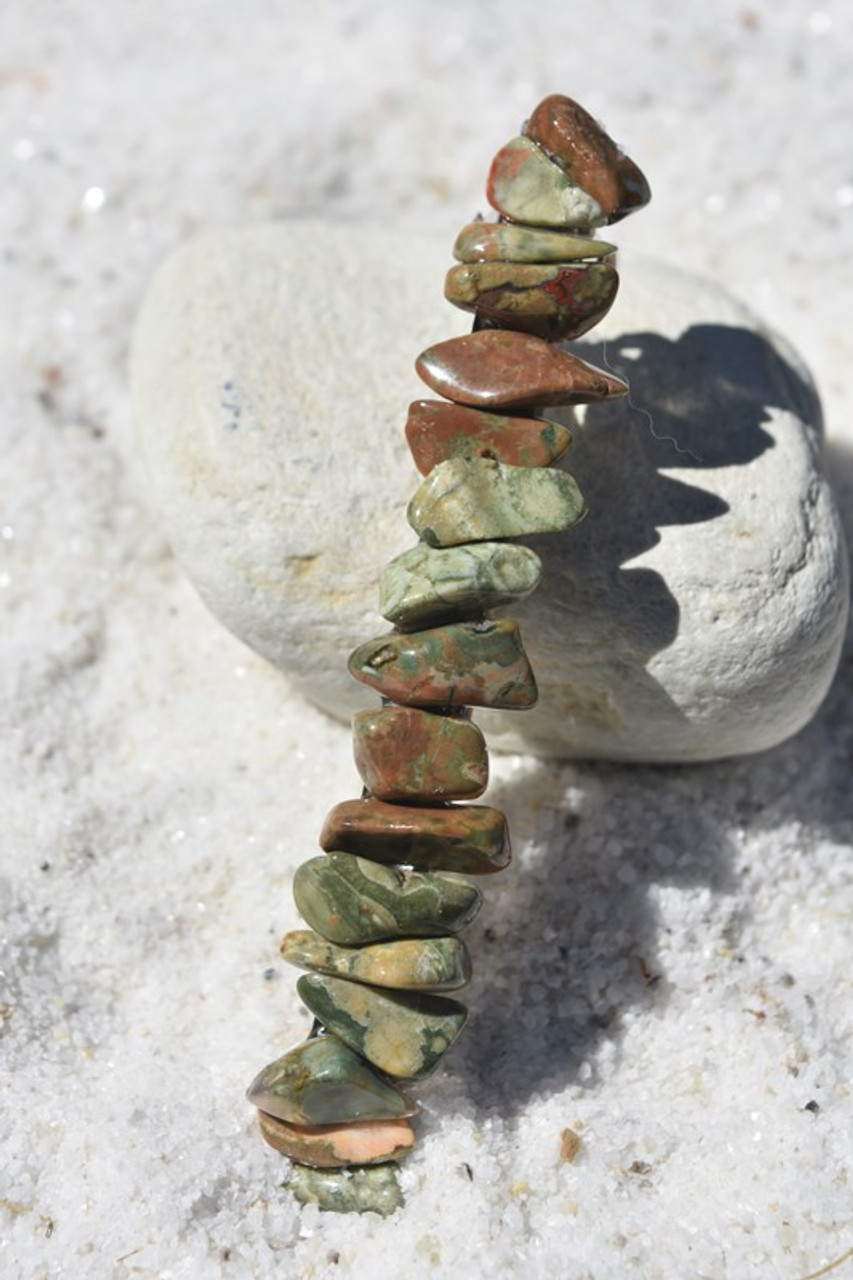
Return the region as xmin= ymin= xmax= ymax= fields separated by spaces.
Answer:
xmin=406 ymin=400 xmax=571 ymax=475
xmin=444 ymin=261 xmax=618 ymax=341
xmin=523 ymin=93 xmax=651 ymax=223
xmin=288 ymin=1162 xmax=404 ymax=1217
xmin=258 ymin=1109 xmax=415 ymax=1168
xmin=487 ymin=135 xmax=606 ymax=228
xmin=353 ymin=706 xmax=488 ymax=801
xmin=348 ymin=618 xmax=537 ymax=710
xmin=415 ymin=330 xmax=627 ymax=409
xmin=319 ymin=797 xmax=511 ymax=874
xmin=408 ymin=456 xmax=586 ymax=547
xmin=453 ymin=221 xmax=616 ymax=264
xmin=293 ymin=851 xmax=482 ymax=944
xmin=379 ymin=541 xmax=543 ymax=630
xmin=297 ymin=973 xmax=468 ymax=1080
xmin=281 ymin=929 xmax=471 ymax=991
xmin=246 ymin=1035 xmax=416 ymax=1124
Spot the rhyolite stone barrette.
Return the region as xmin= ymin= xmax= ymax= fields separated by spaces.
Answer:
xmin=246 ymin=94 xmax=650 ymax=1217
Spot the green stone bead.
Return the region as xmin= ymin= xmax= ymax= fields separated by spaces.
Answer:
xmin=353 ymin=706 xmax=488 ymax=801
xmin=379 ymin=541 xmax=542 ymax=630
xmin=320 ymin=797 xmax=511 ymax=875
xmin=246 ymin=1035 xmax=417 ymax=1125
xmin=281 ymin=929 xmax=472 ymax=992
xmin=487 ymin=135 xmax=605 ymax=228
xmin=288 ymin=1162 xmax=404 ymax=1217
xmin=407 ymin=457 xmax=586 ymax=547
xmin=348 ymin=618 xmax=537 ymax=710
xmin=298 ymin=973 xmax=468 ymax=1080
xmin=453 ymin=220 xmax=616 ymax=263
xmin=293 ymin=851 xmax=482 ymax=945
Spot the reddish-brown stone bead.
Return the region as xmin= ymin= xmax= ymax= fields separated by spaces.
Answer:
xmin=319 ymin=797 xmax=511 ymax=875
xmin=257 ymin=1111 xmax=415 ymax=1168
xmin=523 ymin=94 xmax=650 ymax=223
xmin=405 ymin=400 xmax=571 ymax=475
xmin=348 ymin=618 xmax=537 ymax=710
xmin=353 ymin=707 xmax=488 ymax=802
xmin=415 ymin=330 xmax=627 ymax=410
xmin=444 ymin=260 xmax=619 ymax=341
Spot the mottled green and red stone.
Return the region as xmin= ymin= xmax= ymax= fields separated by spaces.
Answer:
xmin=405 ymin=400 xmax=572 ymax=474
xmin=348 ymin=617 xmax=537 ymax=710
xmin=319 ymin=797 xmax=511 ymax=874
xmin=353 ymin=706 xmax=488 ymax=802
xmin=453 ymin=221 xmax=615 ymax=264
xmin=415 ymin=329 xmax=627 ymax=410
xmin=444 ymin=260 xmax=618 ymax=341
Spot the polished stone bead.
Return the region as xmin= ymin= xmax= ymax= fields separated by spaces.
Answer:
xmin=444 ymin=260 xmax=618 ymax=341
xmin=353 ymin=706 xmax=488 ymax=801
xmin=293 ymin=851 xmax=482 ymax=945
xmin=281 ymin=929 xmax=472 ymax=992
xmin=405 ymin=400 xmax=572 ymax=474
xmin=319 ymin=797 xmax=511 ymax=874
xmin=453 ymin=221 xmax=616 ymax=264
xmin=408 ymin=457 xmax=586 ymax=547
xmin=288 ymin=1162 xmax=404 ymax=1217
xmin=523 ymin=94 xmax=651 ymax=223
xmin=487 ymin=135 xmax=605 ymax=228
xmin=258 ymin=1109 xmax=415 ymax=1168
xmin=348 ymin=618 xmax=536 ymax=711
xmin=297 ymin=973 xmax=468 ymax=1080
xmin=379 ymin=541 xmax=543 ymax=630
xmin=246 ymin=1035 xmax=417 ymax=1125
xmin=415 ymin=330 xmax=628 ymax=409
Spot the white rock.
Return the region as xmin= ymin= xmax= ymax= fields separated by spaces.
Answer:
xmin=131 ymin=223 xmax=848 ymax=762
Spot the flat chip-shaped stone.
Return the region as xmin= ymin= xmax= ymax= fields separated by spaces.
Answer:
xmin=415 ymin=330 xmax=627 ymax=409
xmin=281 ymin=929 xmax=472 ymax=992
xmin=258 ymin=1109 xmax=415 ymax=1168
xmin=288 ymin=1162 xmax=404 ymax=1217
xmin=348 ymin=618 xmax=537 ymax=710
xmin=408 ymin=456 xmax=586 ymax=547
xmin=297 ymin=973 xmax=468 ymax=1080
xmin=453 ymin=221 xmax=616 ymax=263
xmin=405 ymin=400 xmax=572 ymax=474
xmin=487 ymin=135 xmax=606 ymax=228
xmin=246 ymin=1035 xmax=417 ymax=1125
xmin=353 ymin=706 xmax=488 ymax=801
xmin=379 ymin=541 xmax=542 ymax=630
xmin=293 ymin=851 xmax=482 ymax=944
xmin=444 ymin=261 xmax=618 ymax=341
xmin=523 ymin=94 xmax=651 ymax=223
xmin=319 ymin=797 xmax=511 ymax=874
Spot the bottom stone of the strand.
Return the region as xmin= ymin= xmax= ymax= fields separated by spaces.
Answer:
xmin=287 ymin=1160 xmax=405 ymax=1216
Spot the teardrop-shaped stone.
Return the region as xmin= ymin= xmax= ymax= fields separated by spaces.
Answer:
xmin=523 ymin=94 xmax=651 ymax=223
xmin=453 ymin=221 xmax=616 ymax=264
xmin=281 ymin=929 xmax=472 ymax=992
xmin=379 ymin=541 xmax=542 ymax=630
xmin=415 ymin=330 xmax=627 ymax=409
xmin=349 ymin=617 xmax=536 ymax=711
xmin=405 ymin=400 xmax=571 ymax=474
xmin=319 ymin=797 xmax=511 ymax=875
xmin=258 ymin=1109 xmax=415 ymax=1168
xmin=408 ymin=456 xmax=586 ymax=547
xmin=444 ymin=261 xmax=618 ymax=341
xmin=246 ymin=1035 xmax=417 ymax=1124
xmin=297 ymin=973 xmax=468 ymax=1080
xmin=288 ymin=1162 xmax=404 ymax=1217
xmin=293 ymin=851 xmax=482 ymax=944
xmin=487 ymin=135 xmax=606 ymax=228
xmin=353 ymin=706 xmax=488 ymax=801
xmin=349 ymin=617 xmax=536 ymax=710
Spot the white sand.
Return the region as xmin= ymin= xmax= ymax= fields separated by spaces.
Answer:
xmin=2 ymin=3 xmax=852 ymax=1277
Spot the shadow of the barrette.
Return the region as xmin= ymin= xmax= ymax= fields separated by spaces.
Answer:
xmin=432 ymin=324 xmax=851 ymax=1134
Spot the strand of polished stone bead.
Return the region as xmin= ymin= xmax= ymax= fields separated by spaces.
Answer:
xmin=247 ymin=93 xmax=649 ymax=1217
